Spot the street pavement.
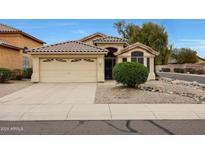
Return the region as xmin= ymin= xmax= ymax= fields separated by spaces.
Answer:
xmin=1 ymin=120 xmax=205 ymax=135
xmin=157 ymin=72 xmax=205 ymax=84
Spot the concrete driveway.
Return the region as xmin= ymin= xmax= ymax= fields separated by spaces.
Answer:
xmin=1 ymin=82 xmax=205 ymax=121
xmin=0 ymin=83 xmax=97 ymax=120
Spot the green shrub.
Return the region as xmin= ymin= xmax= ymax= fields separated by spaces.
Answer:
xmin=12 ymin=69 xmax=24 ymax=80
xmin=23 ymin=68 xmax=33 ymax=79
xmin=196 ymin=70 xmax=204 ymax=74
xmin=0 ymin=68 xmax=12 ymax=83
xmin=174 ymin=68 xmax=185 ymax=73
xmin=174 ymin=48 xmax=198 ymax=64
xmin=161 ymin=68 xmax=171 ymax=72
xmin=112 ymin=62 xmax=149 ymax=87
xmin=185 ymin=68 xmax=196 ymax=74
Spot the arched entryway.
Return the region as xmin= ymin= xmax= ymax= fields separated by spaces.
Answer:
xmin=105 ymin=47 xmax=117 ymax=79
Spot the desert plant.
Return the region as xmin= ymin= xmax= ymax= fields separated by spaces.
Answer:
xmin=174 ymin=68 xmax=185 ymax=73
xmin=161 ymin=68 xmax=171 ymax=72
xmin=196 ymin=70 xmax=204 ymax=74
xmin=0 ymin=68 xmax=12 ymax=83
xmin=173 ymin=48 xmax=198 ymax=64
xmin=23 ymin=68 xmax=33 ymax=79
xmin=185 ymin=68 xmax=196 ymax=74
xmin=12 ymin=69 xmax=24 ymax=80
xmin=112 ymin=62 xmax=149 ymax=87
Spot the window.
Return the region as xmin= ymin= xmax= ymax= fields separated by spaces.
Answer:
xmin=23 ymin=56 xmax=29 ymax=69
xmin=131 ymin=51 xmax=144 ymax=64
xmin=122 ymin=58 xmax=127 ymax=62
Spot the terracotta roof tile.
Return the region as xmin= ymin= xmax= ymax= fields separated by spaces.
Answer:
xmin=93 ymin=36 xmax=128 ymax=44
xmin=28 ymin=41 xmax=108 ymax=54
xmin=0 ymin=24 xmax=45 ymax=44
xmin=79 ymin=32 xmax=106 ymax=42
xmin=0 ymin=24 xmax=21 ymax=32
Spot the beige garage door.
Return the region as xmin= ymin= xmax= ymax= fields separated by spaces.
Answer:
xmin=40 ymin=58 xmax=97 ymax=82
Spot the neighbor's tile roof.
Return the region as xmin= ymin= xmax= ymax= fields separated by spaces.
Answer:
xmin=93 ymin=36 xmax=129 ymax=44
xmin=0 ymin=24 xmax=21 ymax=32
xmin=0 ymin=40 xmax=22 ymax=50
xmin=0 ymin=24 xmax=45 ymax=44
xmin=28 ymin=41 xmax=108 ymax=54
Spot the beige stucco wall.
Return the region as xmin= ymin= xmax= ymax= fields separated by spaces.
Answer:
xmin=31 ymin=54 xmax=105 ymax=83
xmin=0 ymin=46 xmax=21 ymax=70
xmin=117 ymin=47 xmax=156 ymax=80
xmin=0 ymin=33 xmax=44 ymax=69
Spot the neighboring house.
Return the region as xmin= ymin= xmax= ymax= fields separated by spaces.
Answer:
xmin=29 ymin=32 xmax=159 ymax=83
xmin=0 ymin=24 xmax=45 ymax=70
xmin=197 ymin=56 xmax=205 ymax=64
xmin=169 ymin=55 xmax=205 ymax=64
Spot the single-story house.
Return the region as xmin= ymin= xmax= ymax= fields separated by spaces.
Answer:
xmin=0 ymin=24 xmax=45 ymax=70
xmin=28 ymin=32 xmax=159 ymax=83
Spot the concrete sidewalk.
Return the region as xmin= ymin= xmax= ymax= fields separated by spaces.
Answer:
xmin=0 ymin=104 xmax=205 ymax=121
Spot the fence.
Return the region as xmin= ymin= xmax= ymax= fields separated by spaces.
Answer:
xmin=156 ymin=64 xmax=205 ymax=73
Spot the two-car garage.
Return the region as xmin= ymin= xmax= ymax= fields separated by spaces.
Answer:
xmin=39 ymin=58 xmax=97 ymax=82
xmin=29 ymin=41 xmax=107 ymax=83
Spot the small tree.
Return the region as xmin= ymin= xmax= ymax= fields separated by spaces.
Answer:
xmin=173 ymin=48 xmax=198 ymax=64
xmin=114 ymin=21 xmax=169 ymax=65
xmin=112 ymin=62 xmax=149 ymax=87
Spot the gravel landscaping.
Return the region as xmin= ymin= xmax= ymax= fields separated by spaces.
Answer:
xmin=95 ymin=79 xmax=205 ymax=104
xmin=0 ymin=80 xmax=33 ymax=98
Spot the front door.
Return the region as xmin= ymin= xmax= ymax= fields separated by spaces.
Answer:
xmin=104 ymin=57 xmax=116 ymax=80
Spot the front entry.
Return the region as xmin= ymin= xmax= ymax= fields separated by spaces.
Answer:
xmin=105 ymin=57 xmax=116 ymax=79
xmin=104 ymin=47 xmax=117 ymax=80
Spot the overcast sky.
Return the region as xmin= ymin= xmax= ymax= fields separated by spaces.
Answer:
xmin=0 ymin=19 xmax=205 ymax=57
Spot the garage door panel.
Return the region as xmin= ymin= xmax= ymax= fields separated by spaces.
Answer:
xmin=40 ymin=58 xmax=97 ymax=82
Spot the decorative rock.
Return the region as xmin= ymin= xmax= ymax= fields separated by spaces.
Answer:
xmin=194 ymin=98 xmax=199 ymax=102
xmin=199 ymin=84 xmax=205 ymax=89
xmin=191 ymin=81 xmax=199 ymax=86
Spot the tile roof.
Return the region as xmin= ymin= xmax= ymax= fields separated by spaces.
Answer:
xmin=93 ymin=36 xmax=129 ymax=44
xmin=79 ymin=32 xmax=106 ymax=42
xmin=115 ymin=42 xmax=159 ymax=56
xmin=28 ymin=40 xmax=108 ymax=54
xmin=0 ymin=24 xmax=45 ymax=44
xmin=0 ymin=24 xmax=21 ymax=32
xmin=0 ymin=40 xmax=22 ymax=50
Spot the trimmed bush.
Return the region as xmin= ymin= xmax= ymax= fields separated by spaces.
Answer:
xmin=161 ymin=68 xmax=171 ymax=72
xmin=0 ymin=68 xmax=12 ymax=83
xmin=185 ymin=68 xmax=196 ymax=74
xmin=196 ymin=70 xmax=204 ymax=75
xmin=112 ymin=62 xmax=149 ymax=87
xmin=23 ymin=68 xmax=33 ymax=79
xmin=174 ymin=68 xmax=185 ymax=73
xmin=12 ymin=69 xmax=23 ymax=80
